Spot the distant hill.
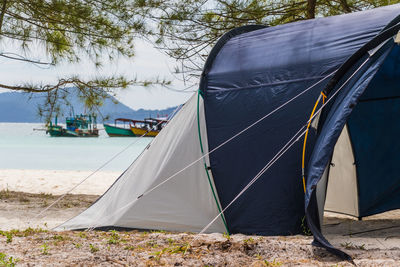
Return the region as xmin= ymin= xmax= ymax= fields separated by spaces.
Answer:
xmin=0 ymin=90 xmax=178 ymax=123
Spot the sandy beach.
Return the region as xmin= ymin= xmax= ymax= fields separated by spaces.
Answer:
xmin=0 ymin=169 xmax=121 ymax=195
xmin=0 ymin=169 xmax=120 ymax=231
xmin=0 ymin=169 xmax=399 ymax=266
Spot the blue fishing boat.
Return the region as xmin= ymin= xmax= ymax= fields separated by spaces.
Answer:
xmin=46 ymin=114 xmax=99 ymax=137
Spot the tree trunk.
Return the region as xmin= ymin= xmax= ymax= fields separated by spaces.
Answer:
xmin=340 ymin=0 xmax=352 ymax=13
xmin=306 ymin=0 xmax=316 ymax=19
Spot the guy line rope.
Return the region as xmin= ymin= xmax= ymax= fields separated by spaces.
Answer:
xmin=86 ymin=55 xmax=370 ymax=234
xmin=82 ymin=70 xmax=338 ymax=231
xmin=195 ymin=56 xmax=371 ymax=237
xmin=36 ymin=53 xmax=368 ymax=231
xmin=30 ymin=105 xmax=182 ymax=225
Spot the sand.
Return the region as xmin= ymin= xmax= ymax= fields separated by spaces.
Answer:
xmin=0 ymin=169 xmax=120 ymax=230
xmin=0 ymin=193 xmax=399 ymax=266
xmin=0 ymin=191 xmax=97 ymax=231
xmin=0 ymin=169 xmax=400 ymax=266
xmin=0 ymin=169 xmax=121 ymax=195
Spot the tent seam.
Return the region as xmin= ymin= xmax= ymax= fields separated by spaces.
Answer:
xmin=207 ymin=74 xmax=329 ymax=93
xmin=197 ymin=90 xmax=230 ymax=234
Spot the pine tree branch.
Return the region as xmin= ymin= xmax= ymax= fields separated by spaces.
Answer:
xmin=0 ymin=0 xmax=7 ymax=33
xmin=0 ymin=52 xmax=54 ymax=65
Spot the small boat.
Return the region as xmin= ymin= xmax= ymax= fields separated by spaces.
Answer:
xmin=103 ymin=118 xmax=136 ymax=137
xmin=104 ymin=117 xmax=169 ymax=137
xmin=130 ymin=118 xmax=168 ymax=137
xmin=46 ymin=114 xmax=99 ymax=137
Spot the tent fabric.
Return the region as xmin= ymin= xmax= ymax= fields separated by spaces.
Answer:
xmin=203 ymin=6 xmax=399 ymax=95
xmin=57 ymin=94 xmax=226 ymax=233
xmin=324 ymin=125 xmax=359 ymax=217
xmin=316 ymin=165 xmax=329 ymax=225
xmin=201 ymin=5 xmax=400 ymax=236
xmin=348 ymin=45 xmax=400 ymax=217
xmin=305 ymin=40 xmax=395 ymax=260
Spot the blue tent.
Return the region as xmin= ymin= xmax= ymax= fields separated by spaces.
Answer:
xmin=59 ymin=4 xmax=400 ymax=260
xmin=200 ymin=4 xmax=400 ymax=259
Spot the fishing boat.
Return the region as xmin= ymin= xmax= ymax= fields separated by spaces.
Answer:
xmin=130 ymin=118 xmax=168 ymax=137
xmin=103 ymin=118 xmax=136 ymax=137
xmin=46 ymin=114 xmax=99 ymax=137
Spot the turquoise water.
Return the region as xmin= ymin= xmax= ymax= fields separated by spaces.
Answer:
xmin=0 ymin=123 xmax=152 ymax=171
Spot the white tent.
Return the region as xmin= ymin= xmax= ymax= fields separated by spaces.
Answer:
xmin=57 ymin=94 xmax=227 ymax=233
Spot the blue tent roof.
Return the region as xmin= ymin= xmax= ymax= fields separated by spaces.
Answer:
xmin=200 ymin=4 xmax=400 ymax=260
xmin=203 ymin=5 xmax=400 ymax=94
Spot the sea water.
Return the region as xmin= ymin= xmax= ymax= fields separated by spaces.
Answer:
xmin=0 ymin=123 xmax=152 ymax=171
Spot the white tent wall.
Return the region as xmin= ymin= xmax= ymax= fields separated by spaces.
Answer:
xmin=324 ymin=125 xmax=359 ymax=217
xmin=57 ymin=93 xmax=227 ymax=233
xmin=316 ymin=166 xmax=329 ymax=225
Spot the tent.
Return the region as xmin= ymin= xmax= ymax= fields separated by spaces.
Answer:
xmin=57 ymin=5 xmax=400 ymax=259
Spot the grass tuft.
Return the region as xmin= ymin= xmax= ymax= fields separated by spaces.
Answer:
xmin=0 ymin=252 xmax=19 ymax=267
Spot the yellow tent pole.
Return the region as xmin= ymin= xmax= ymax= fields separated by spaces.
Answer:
xmin=301 ymin=92 xmax=326 ymax=193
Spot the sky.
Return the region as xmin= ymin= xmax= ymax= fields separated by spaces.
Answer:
xmin=0 ymin=40 xmax=194 ymax=110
